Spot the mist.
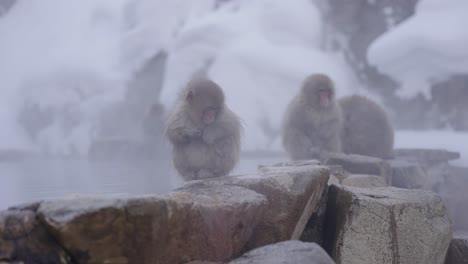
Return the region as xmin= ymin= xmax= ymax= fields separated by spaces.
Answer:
xmin=0 ymin=0 xmax=467 ymax=233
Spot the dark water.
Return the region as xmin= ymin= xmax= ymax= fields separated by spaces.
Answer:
xmin=0 ymin=154 xmax=287 ymax=210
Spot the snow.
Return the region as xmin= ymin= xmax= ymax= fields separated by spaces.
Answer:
xmin=368 ymin=0 xmax=468 ymax=98
xmin=0 ymin=0 xmax=465 ymax=155
xmin=161 ymin=0 xmax=358 ymax=150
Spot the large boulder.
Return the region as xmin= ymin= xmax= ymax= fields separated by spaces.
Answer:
xmin=182 ymin=160 xmax=330 ymax=250
xmin=0 ymin=207 xmax=72 ymax=263
xmin=324 ymin=185 xmax=452 ymax=264
xmin=325 ymin=153 xmax=391 ymax=184
xmin=229 ymin=240 xmax=335 ymax=264
xmin=445 ymin=232 xmax=468 ymax=264
xmin=38 ymin=185 xmax=267 ymax=264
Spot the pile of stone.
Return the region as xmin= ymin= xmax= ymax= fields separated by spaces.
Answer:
xmin=0 ymin=149 xmax=464 ymax=264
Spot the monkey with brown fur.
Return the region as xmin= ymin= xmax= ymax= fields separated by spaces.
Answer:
xmin=339 ymin=95 xmax=394 ymax=159
xmin=165 ymin=79 xmax=242 ymax=180
xmin=282 ymin=73 xmax=342 ymax=161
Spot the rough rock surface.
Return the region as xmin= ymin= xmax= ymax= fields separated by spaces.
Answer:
xmin=229 ymin=240 xmax=335 ymax=264
xmin=325 ymin=153 xmax=391 ymax=184
xmin=388 ymin=160 xmax=428 ymax=189
xmin=445 ymin=232 xmax=468 ymax=264
xmin=300 ymin=186 xmax=329 ymax=246
xmin=0 ymin=207 xmax=72 ymax=263
xmin=341 ymin=174 xmax=387 ymax=188
xmin=38 ymin=185 xmax=267 ymax=264
xmin=182 ymin=160 xmax=330 ymax=250
xmin=324 ymin=185 xmax=452 ymax=264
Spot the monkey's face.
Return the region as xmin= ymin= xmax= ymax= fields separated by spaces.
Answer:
xmin=185 ymin=79 xmax=225 ymax=125
xmin=302 ymin=74 xmax=335 ymax=109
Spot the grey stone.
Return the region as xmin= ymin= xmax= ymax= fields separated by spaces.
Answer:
xmin=325 ymin=153 xmax=391 ymax=184
xmin=388 ymin=160 xmax=428 ymax=189
xmin=341 ymin=174 xmax=387 ymax=188
xmin=394 ymin=148 xmax=460 ymax=165
xmin=38 ymin=185 xmax=267 ymax=264
xmin=182 ymin=161 xmax=330 ymax=250
xmin=445 ymin=232 xmax=468 ymax=264
xmin=229 ymin=240 xmax=335 ymax=264
xmin=324 ymin=185 xmax=452 ymax=264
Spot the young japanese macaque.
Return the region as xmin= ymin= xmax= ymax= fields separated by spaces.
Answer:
xmin=282 ymin=73 xmax=342 ymax=161
xmin=165 ymin=79 xmax=242 ymax=180
xmin=339 ymin=95 xmax=394 ymax=159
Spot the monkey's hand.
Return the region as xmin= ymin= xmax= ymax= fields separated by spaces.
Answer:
xmin=184 ymin=127 xmax=202 ymax=138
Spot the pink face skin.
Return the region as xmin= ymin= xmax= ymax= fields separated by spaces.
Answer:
xmin=202 ymin=108 xmax=217 ymax=124
xmin=319 ymin=90 xmax=331 ymax=107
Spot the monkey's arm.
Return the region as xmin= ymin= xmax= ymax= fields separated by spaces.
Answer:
xmin=165 ymin=110 xmax=202 ymax=145
xmin=283 ymin=127 xmax=317 ymax=160
xmin=208 ymin=134 xmax=241 ymax=176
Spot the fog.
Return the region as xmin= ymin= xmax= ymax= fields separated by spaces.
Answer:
xmin=0 ymin=0 xmax=467 ymax=225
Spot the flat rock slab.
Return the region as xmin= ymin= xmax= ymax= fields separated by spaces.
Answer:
xmin=394 ymin=148 xmax=460 ymax=165
xmin=388 ymin=160 xmax=428 ymax=189
xmin=182 ymin=161 xmax=330 ymax=250
xmin=324 ymin=185 xmax=452 ymax=264
xmin=341 ymin=174 xmax=387 ymax=188
xmin=325 ymin=153 xmax=390 ymax=184
xmin=445 ymin=232 xmax=468 ymax=264
xmin=38 ymin=185 xmax=267 ymax=264
xmin=229 ymin=240 xmax=335 ymax=264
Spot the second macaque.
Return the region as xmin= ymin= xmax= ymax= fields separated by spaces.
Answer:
xmin=282 ymin=73 xmax=342 ymax=160
xmin=165 ymin=79 xmax=242 ymax=180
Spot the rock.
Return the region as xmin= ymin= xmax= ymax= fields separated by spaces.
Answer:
xmin=328 ymin=175 xmax=340 ymax=185
xmin=341 ymin=174 xmax=387 ymax=188
xmin=183 ymin=161 xmax=330 ymax=250
xmin=325 ymin=153 xmax=391 ymax=184
xmin=394 ymin=148 xmax=460 ymax=165
xmin=388 ymin=160 xmax=428 ymax=189
xmin=438 ymin=166 xmax=468 ymax=231
xmin=328 ymin=165 xmax=349 ymax=182
xmin=300 ymin=186 xmax=329 ymax=246
xmin=324 ymin=185 xmax=452 ymax=264
xmin=445 ymin=232 xmax=468 ymax=264
xmin=229 ymin=240 xmax=335 ymax=264
xmin=38 ymin=185 xmax=267 ymax=264
xmin=0 ymin=208 xmax=72 ymax=263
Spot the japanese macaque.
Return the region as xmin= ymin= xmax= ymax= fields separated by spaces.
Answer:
xmin=282 ymin=73 xmax=342 ymax=161
xmin=339 ymin=95 xmax=394 ymax=159
xmin=165 ymin=79 xmax=242 ymax=180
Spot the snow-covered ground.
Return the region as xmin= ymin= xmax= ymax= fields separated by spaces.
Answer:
xmin=0 ymin=0 xmax=360 ymax=154
xmin=368 ymin=0 xmax=468 ymax=98
xmin=0 ymin=0 xmax=466 ymax=155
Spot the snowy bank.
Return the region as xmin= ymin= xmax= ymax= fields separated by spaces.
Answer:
xmin=368 ymin=0 xmax=468 ymax=98
xmin=161 ymin=0 xmax=358 ymax=151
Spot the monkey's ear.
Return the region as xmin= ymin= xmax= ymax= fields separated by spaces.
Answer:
xmin=186 ymin=90 xmax=194 ymax=102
